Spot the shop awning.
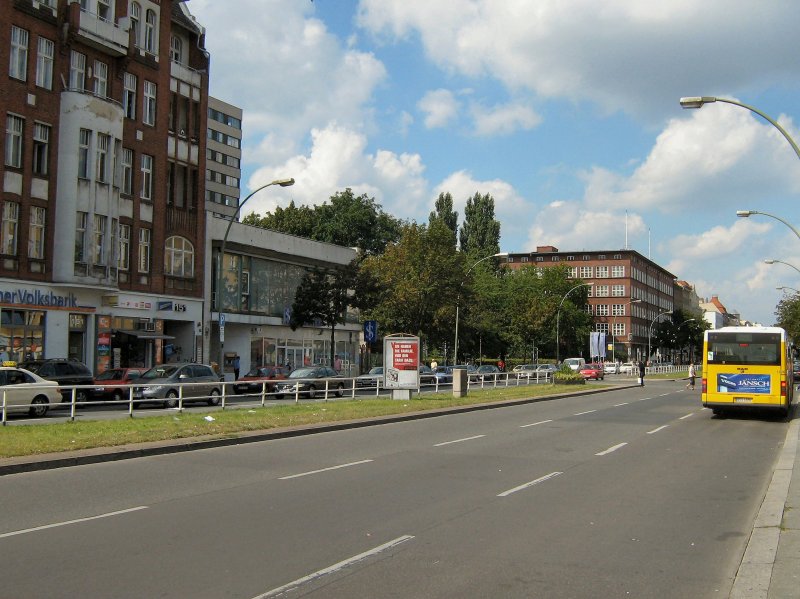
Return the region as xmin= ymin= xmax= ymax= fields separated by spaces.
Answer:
xmin=115 ymin=330 xmax=175 ymax=340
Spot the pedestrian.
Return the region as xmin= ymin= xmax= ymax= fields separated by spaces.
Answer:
xmin=498 ymin=359 xmax=505 ymax=372
xmin=637 ymin=360 xmax=646 ymax=386
xmin=233 ymin=355 xmax=240 ymax=380
xmin=686 ymin=362 xmax=696 ymax=390
xmin=334 ymin=355 xmax=342 ymax=372
xmin=431 ymin=359 xmax=438 ymax=371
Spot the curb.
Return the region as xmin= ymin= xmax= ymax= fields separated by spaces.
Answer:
xmin=0 ymin=384 xmax=638 ymax=476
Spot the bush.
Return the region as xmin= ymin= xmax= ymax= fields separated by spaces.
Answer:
xmin=554 ymin=366 xmax=585 ymax=385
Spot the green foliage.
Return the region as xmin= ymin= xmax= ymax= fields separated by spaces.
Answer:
xmin=553 ymin=369 xmax=585 ymax=384
xmin=428 ymin=192 xmax=459 ymax=247
xmin=775 ymin=294 xmax=800 ymax=342
xmin=650 ymin=308 xmax=708 ymax=361
xmin=459 ymin=192 xmax=501 ymax=258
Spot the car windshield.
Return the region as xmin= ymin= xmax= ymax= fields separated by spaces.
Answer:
xmin=245 ymin=367 xmax=268 ymax=377
xmin=478 ymin=365 xmax=495 ymax=372
xmin=288 ymin=367 xmax=317 ymax=379
xmin=95 ymin=369 xmax=123 ymax=381
xmin=368 ymin=367 xmax=383 ymax=375
xmin=141 ymin=365 xmax=179 ymax=379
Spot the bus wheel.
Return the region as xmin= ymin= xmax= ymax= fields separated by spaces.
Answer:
xmin=712 ymin=408 xmax=724 ymax=417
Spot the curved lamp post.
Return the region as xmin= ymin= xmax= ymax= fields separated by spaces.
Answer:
xmin=555 ymin=282 xmax=595 ymax=364
xmin=611 ymin=297 xmax=642 ymax=364
xmin=216 ymin=178 xmax=295 ymax=378
xmin=647 ymin=309 xmax=673 ymax=364
xmin=679 ymin=96 xmax=800 ymax=161
xmin=764 ymin=259 xmax=800 ymax=277
xmin=674 ymin=318 xmax=697 ymax=363
xmin=453 ymin=252 xmax=508 ymax=364
xmin=737 ymin=210 xmax=800 ymax=242
xmin=777 ymin=286 xmax=800 ymax=294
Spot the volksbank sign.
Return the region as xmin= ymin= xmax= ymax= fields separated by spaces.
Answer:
xmin=0 ymin=288 xmax=79 ymax=308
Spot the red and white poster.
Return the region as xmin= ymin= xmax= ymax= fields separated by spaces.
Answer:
xmin=383 ymin=335 xmax=420 ymax=389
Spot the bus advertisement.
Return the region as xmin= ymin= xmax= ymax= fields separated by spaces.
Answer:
xmin=702 ymin=326 xmax=793 ymax=417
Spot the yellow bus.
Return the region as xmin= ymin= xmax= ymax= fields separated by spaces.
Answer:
xmin=702 ymin=326 xmax=793 ymax=417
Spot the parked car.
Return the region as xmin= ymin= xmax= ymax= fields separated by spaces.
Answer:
xmin=0 ymin=366 xmax=60 ymax=417
xmin=793 ymin=360 xmax=800 ymax=380
xmin=515 ymin=364 xmax=556 ymax=379
xmin=603 ymin=362 xmax=621 ymax=375
xmin=434 ymin=366 xmax=453 ymax=384
xmin=619 ymin=362 xmax=636 ymax=375
xmin=131 ymin=363 xmax=222 ymax=408
xmin=419 ymin=364 xmax=437 ymax=386
xmin=274 ymin=366 xmax=345 ymax=399
xmin=93 ymin=367 xmax=144 ymax=402
xmin=533 ymin=364 xmax=557 ymax=377
xmin=233 ymin=365 xmax=290 ymax=394
xmin=562 ymin=357 xmax=586 ymax=371
xmin=19 ymin=358 xmax=95 ymax=403
xmin=579 ymin=363 xmax=605 ymax=380
xmin=476 ymin=364 xmax=501 ymax=381
xmin=355 ymin=366 xmax=384 ymax=388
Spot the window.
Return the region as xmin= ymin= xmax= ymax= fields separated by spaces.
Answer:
xmin=93 ymin=214 xmax=107 ymax=265
xmin=164 ymin=236 xmax=194 ymax=277
xmin=93 ymin=60 xmax=108 ymax=97
xmin=95 ymin=133 xmax=110 ymax=182
xmin=612 ymin=323 xmax=625 ymax=337
xmin=611 ymin=304 xmax=625 ymax=316
xmin=596 ymin=266 xmax=609 ymax=278
xmin=35 ymin=37 xmax=54 ymax=89
xmin=170 ymin=35 xmax=183 ymax=63
xmin=5 ymin=115 xmax=24 ymax=169
xmin=29 ymin=207 xmax=45 ymax=259
xmin=69 ymin=51 xmax=86 ymax=90
xmin=612 ymin=265 xmax=625 ymax=278
xmin=138 ymin=228 xmax=150 ymax=273
xmin=1 ymin=202 xmax=19 ymax=256
xmin=32 ymin=123 xmax=50 ymax=176
xmin=123 ymin=73 xmax=137 ymax=119
xmin=567 ymin=266 xmax=577 ymax=278
xmin=596 ymin=304 xmax=609 ymax=316
xmin=78 ymin=129 xmax=91 ymax=179
xmin=611 ymin=284 xmax=625 ymax=297
xmin=75 ymin=212 xmax=87 ymax=263
xmin=118 ymin=223 xmax=130 ymax=270
xmin=596 ymin=285 xmax=609 ymax=297
xmin=144 ymin=9 xmax=157 ymax=53
xmin=579 ymin=266 xmax=592 ymax=279
xmin=143 ymin=81 xmax=156 ymax=126
xmin=10 ymin=26 xmax=28 ymax=81
xmin=97 ymin=0 xmax=111 ymax=20
xmin=130 ymin=2 xmax=141 ymax=47
xmin=140 ymin=154 xmax=153 ymax=200
xmin=585 ymin=304 xmax=593 ymax=315
xmin=121 ymin=148 xmax=133 ymax=195
xmin=595 ymin=323 xmax=609 ymax=334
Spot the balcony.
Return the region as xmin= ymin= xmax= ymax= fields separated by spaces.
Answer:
xmin=170 ymin=61 xmax=203 ymax=88
xmin=77 ymin=10 xmax=129 ymax=57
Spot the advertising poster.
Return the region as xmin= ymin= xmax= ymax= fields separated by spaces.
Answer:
xmin=383 ymin=335 xmax=420 ymax=389
xmin=716 ymin=373 xmax=771 ymax=394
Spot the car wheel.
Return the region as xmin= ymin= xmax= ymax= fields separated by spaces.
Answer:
xmin=29 ymin=396 xmax=49 ymax=418
xmin=335 ymin=383 xmax=344 ymax=397
xmin=163 ymin=390 xmax=179 ymax=409
xmin=307 ymin=384 xmax=317 ymax=399
xmin=112 ymin=389 xmax=125 ymax=403
xmin=207 ymin=389 xmax=221 ymax=406
xmin=75 ymin=389 xmax=89 ymax=403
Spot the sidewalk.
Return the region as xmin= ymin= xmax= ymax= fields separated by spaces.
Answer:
xmin=731 ymin=413 xmax=800 ymax=598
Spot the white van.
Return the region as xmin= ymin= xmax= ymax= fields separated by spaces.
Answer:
xmin=562 ymin=358 xmax=586 ymax=371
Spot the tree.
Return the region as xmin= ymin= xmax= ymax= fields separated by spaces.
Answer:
xmin=651 ymin=308 xmax=707 ymax=363
xmin=428 ymin=192 xmax=458 ymax=247
xmin=289 ymin=258 xmax=379 ymax=368
xmin=775 ymin=293 xmax=800 ymax=341
xmin=241 ymin=200 xmax=316 ymax=238
xmin=459 ymin=192 xmax=501 ymax=259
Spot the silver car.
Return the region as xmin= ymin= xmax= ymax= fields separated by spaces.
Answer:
xmin=132 ymin=363 xmax=222 ymax=408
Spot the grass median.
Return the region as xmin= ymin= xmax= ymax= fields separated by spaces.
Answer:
xmin=0 ymin=382 xmax=618 ymax=459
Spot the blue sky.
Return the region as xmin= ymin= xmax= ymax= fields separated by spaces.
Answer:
xmin=187 ymin=0 xmax=800 ymax=325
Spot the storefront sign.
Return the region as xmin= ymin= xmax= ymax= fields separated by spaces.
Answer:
xmin=103 ymin=295 xmax=152 ymax=310
xmin=0 ymin=289 xmax=78 ymax=308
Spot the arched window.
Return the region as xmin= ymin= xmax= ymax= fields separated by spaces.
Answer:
xmin=144 ymin=9 xmax=157 ymax=53
xmin=170 ymin=35 xmax=182 ymax=63
xmin=164 ymin=236 xmax=194 ymax=277
xmin=130 ymin=2 xmax=141 ymax=47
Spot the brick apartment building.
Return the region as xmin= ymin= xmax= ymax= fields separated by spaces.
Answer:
xmin=505 ymin=246 xmax=677 ymax=362
xmin=1 ymin=0 xmax=209 ymax=372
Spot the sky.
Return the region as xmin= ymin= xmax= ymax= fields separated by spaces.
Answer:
xmin=187 ymin=0 xmax=800 ymax=326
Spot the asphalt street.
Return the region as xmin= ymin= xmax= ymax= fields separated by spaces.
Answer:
xmin=0 ymin=380 xmax=788 ymax=598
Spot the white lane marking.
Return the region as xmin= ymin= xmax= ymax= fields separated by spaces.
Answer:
xmin=647 ymin=425 xmax=669 ymax=435
xmin=574 ymin=410 xmax=597 ymax=416
xmin=679 ymin=413 xmax=694 ymax=420
xmin=659 ymin=393 xmax=671 ymax=397
xmin=253 ymin=535 xmax=415 ymax=598
xmin=639 ymin=397 xmax=651 ymax=401
xmin=520 ymin=419 xmax=552 ymax=428
xmin=0 ymin=506 xmax=148 ymax=539
xmin=497 ymin=472 xmax=563 ymax=497
xmin=434 ymin=434 xmax=486 ymax=447
xmin=614 ymin=402 xmax=629 ymax=407
xmin=596 ymin=443 xmax=628 ymax=456
xmin=279 ymin=459 xmax=374 ymax=480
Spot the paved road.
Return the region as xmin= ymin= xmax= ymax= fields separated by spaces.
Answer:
xmin=0 ymin=380 xmax=787 ymax=598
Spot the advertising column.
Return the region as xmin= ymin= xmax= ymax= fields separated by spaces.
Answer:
xmin=383 ymin=334 xmax=420 ymax=400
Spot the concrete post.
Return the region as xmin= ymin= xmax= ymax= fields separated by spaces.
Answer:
xmin=452 ymin=368 xmax=468 ymax=397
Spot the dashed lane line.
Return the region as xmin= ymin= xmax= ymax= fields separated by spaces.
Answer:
xmin=279 ymin=460 xmax=374 ymax=480
xmin=0 ymin=506 xmax=148 ymax=539
xmin=596 ymin=442 xmax=628 ymax=456
xmin=520 ymin=419 xmax=553 ymax=428
xmin=434 ymin=435 xmax=486 ymax=447
xmin=497 ymin=472 xmax=563 ymax=497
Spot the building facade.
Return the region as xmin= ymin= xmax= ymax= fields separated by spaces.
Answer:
xmin=205 ymin=95 xmax=241 ymax=220
xmin=505 ymin=246 xmax=676 ymax=361
xmin=1 ymin=0 xmax=209 ymax=371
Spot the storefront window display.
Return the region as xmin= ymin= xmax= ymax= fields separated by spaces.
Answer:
xmin=0 ymin=309 xmax=45 ymax=363
xmin=249 ymin=335 xmax=357 ymax=375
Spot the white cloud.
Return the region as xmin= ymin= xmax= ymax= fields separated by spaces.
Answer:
xmin=418 ymin=89 xmax=460 ymax=129
xmin=470 ymin=101 xmax=541 ymax=136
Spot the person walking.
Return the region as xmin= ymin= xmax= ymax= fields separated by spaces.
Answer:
xmin=637 ymin=360 xmax=646 ymax=387
xmin=233 ymin=355 xmax=240 ymax=380
xmin=686 ymin=362 xmax=696 ymax=390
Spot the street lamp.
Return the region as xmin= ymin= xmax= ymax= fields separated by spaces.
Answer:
xmin=453 ymin=252 xmax=508 ymax=364
xmin=737 ymin=210 xmax=800 ymax=242
xmin=764 ymin=259 xmax=800 ymax=277
xmin=216 ymin=178 xmax=295 ymax=378
xmin=611 ymin=297 xmax=642 ymax=364
xmin=555 ymin=282 xmax=595 ymax=364
xmin=647 ymin=309 xmax=673 ymax=365
xmin=679 ymin=96 xmax=800 ymax=161
xmin=777 ymin=286 xmax=800 ymax=294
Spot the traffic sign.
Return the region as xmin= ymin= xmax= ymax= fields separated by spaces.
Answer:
xmin=364 ymin=320 xmax=378 ymax=344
